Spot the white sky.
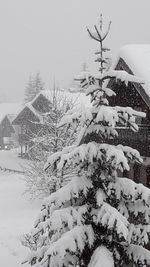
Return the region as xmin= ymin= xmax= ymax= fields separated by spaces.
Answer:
xmin=0 ymin=0 xmax=150 ymax=102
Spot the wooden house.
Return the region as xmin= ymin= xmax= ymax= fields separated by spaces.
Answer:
xmin=0 ymin=103 xmax=21 ymax=149
xmin=12 ymin=89 xmax=90 ymax=157
xmin=12 ymin=96 xmax=50 ymax=157
xmin=108 ymin=44 xmax=150 ymax=188
xmin=0 ymin=115 xmax=14 ymax=148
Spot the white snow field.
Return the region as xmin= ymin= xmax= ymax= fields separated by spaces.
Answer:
xmin=0 ymin=148 xmax=28 ymax=172
xmin=0 ymin=171 xmax=40 ymax=266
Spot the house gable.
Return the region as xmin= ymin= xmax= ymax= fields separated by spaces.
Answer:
xmin=108 ymin=57 xmax=150 ymax=125
xmin=0 ymin=115 xmax=15 ymax=136
xmin=13 ymin=106 xmax=40 ymax=126
xmin=32 ymin=93 xmax=52 ymax=113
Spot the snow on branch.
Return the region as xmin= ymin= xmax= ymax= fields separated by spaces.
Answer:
xmin=45 ymin=225 xmax=94 ymax=264
xmin=127 ymin=201 xmax=150 ymax=224
xmin=45 ymin=142 xmax=142 ymax=177
xmin=85 ymin=125 xmax=118 ymax=140
xmin=115 ymin=106 xmax=146 ymax=131
xmin=52 ymin=205 xmax=87 ymax=229
xmin=125 ymin=244 xmax=150 ymax=266
xmin=34 ymin=176 xmax=93 ymax=229
xmin=93 ymin=202 xmax=129 ymax=241
xmin=116 ymin=106 xmax=146 ymax=119
xmin=116 ymin=105 xmax=146 ymax=121
xmin=95 ymin=105 xmax=145 ymax=131
xmin=58 ymin=105 xmax=93 ymax=128
xmin=95 ymin=70 xmax=144 ymax=86
xmin=35 ymin=205 xmax=88 ymax=237
xmin=42 ymin=176 xmax=93 ymax=209
xmin=75 ymin=70 xmax=144 ymax=89
xmin=128 ymin=224 xmax=150 ymax=246
xmin=27 ymin=246 xmax=48 ymax=266
xmin=56 ymin=142 xmax=130 ymax=173
xmin=95 ymin=106 xmax=118 ymax=127
xmin=44 ymin=145 xmax=75 ymax=171
xmin=59 ymin=104 xmax=144 ymax=144
xmin=117 ymin=145 xmax=142 ymax=163
xmin=88 ymin=246 xmax=114 ymax=267
xmin=105 ymin=87 xmax=116 ymax=97
xmin=96 ymin=189 xmax=106 ymax=206
xmin=107 ymin=177 xmax=150 ymax=205
xmin=85 ymin=85 xmax=116 ymax=97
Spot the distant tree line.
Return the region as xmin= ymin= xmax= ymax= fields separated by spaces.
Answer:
xmin=24 ymin=72 xmax=44 ymax=103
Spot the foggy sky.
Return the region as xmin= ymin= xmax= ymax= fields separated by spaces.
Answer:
xmin=0 ymin=0 xmax=150 ymax=102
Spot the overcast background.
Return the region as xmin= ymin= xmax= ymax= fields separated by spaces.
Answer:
xmin=0 ymin=0 xmax=150 ymax=102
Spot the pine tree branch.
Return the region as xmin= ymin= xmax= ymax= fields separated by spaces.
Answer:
xmin=101 ymin=21 xmax=112 ymax=41
xmin=87 ymin=27 xmax=100 ymax=42
xmin=94 ymin=25 xmax=102 ymax=41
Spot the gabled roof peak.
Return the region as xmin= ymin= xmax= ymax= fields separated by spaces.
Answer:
xmin=119 ymin=44 xmax=150 ymax=98
xmin=0 ymin=102 xmax=22 ymax=123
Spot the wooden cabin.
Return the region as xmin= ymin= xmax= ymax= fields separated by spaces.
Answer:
xmin=12 ymin=90 xmax=90 ymax=157
xmin=108 ymin=44 xmax=150 ymax=188
xmin=0 ymin=103 xmax=21 ymax=149
xmin=12 ymin=96 xmax=51 ymax=157
xmin=0 ymin=115 xmax=15 ymax=148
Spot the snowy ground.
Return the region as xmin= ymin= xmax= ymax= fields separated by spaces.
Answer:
xmin=0 ymin=148 xmax=28 ymax=172
xmin=0 ymin=151 xmax=41 ymax=267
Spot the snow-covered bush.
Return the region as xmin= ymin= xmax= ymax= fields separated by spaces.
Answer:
xmin=24 ymin=15 xmax=150 ymax=267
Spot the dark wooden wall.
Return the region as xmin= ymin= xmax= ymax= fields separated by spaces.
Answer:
xmin=0 ymin=116 xmax=15 ymax=146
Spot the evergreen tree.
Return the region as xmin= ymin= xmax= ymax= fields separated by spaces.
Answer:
xmin=24 ymin=73 xmax=44 ymax=103
xmin=34 ymin=72 xmax=45 ymax=95
xmin=87 ymin=14 xmax=112 ymax=72
xmin=25 ymin=16 xmax=150 ymax=267
xmin=24 ymin=75 xmax=35 ymax=103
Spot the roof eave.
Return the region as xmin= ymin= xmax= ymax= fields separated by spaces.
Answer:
xmin=114 ymin=57 xmax=150 ymax=109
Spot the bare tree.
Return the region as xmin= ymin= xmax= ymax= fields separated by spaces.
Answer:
xmin=24 ymin=87 xmax=79 ymax=198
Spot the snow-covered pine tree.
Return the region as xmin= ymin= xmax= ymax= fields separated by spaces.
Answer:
xmin=25 ymin=16 xmax=150 ymax=267
xmin=34 ymin=72 xmax=45 ymax=95
xmin=87 ymin=14 xmax=112 ymax=73
xmin=24 ymin=75 xmax=35 ymax=103
xmin=24 ymin=73 xmax=44 ymax=103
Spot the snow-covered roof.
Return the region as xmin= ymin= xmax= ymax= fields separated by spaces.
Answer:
xmin=119 ymin=44 xmax=150 ymax=98
xmin=0 ymin=103 xmax=22 ymax=123
xmin=13 ymin=90 xmax=91 ymax=125
xmin=26 ymin=102 xmax=43 ymax=122
xmin=35 ymin=89 xmax=91 ymax=108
